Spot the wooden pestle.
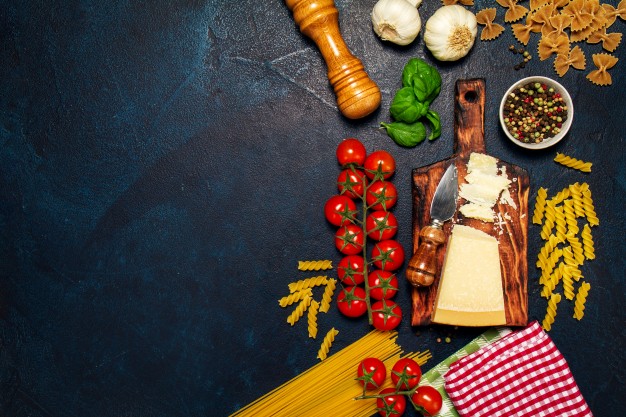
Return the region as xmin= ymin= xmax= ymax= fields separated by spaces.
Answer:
xmin=285 ymin=0 xmax=381 ymax=119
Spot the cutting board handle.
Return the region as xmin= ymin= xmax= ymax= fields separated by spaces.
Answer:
xmin=285 ymin=0 xmax=381 ymax=119
xmin=454 ymin=79 xmax=487 ymax=158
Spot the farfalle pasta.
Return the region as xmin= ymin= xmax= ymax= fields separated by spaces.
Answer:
xmin=496 ymin=0 xmax=529 ymax=22
xmin=563 ymin=0 xmax=594 ymax=31
xmin=538 ymin=32 xmax=570 ymax=60
xmin=476 ymin=8 xmax=505 ymax=40
xmin=587 ymin=52 xmax=619 ymax=86
xmin=588 ymin=27 xmax=623 ymax=52
xmin=554 ymin=45 xmax=586 ymax=77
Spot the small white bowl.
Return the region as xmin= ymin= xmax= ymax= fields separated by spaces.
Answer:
xmin=499 ymin=76 xmax=573 ymax=150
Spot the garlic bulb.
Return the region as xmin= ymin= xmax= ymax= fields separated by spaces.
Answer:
xmin=372 ymin=0 xmax=422 ymax=46
xmin=423 ymin=5 xmax=477 ymax=61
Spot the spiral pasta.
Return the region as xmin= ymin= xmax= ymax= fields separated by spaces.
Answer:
xmin=279 ymin=288 xmax=313 ymax=307
xmin=581 ymin=188 xmax=599 ymax=226
xmin=549 ymin=186 xmax=571 ymax=206
xmin=532 ymin=187 xmax=549 ymax=224
xmin=562 ymin=246 xmax=579 ymax=267
xmin=542 ymin=292 xmax=562 ymax=331
xmin=554 ymin=152 xmax=592 ymax=172
xmin=319 ymin=278 xmax=337 ymax=313
xmin=562 ymin=270 xmax=575 ymax=300
xmin=288 ymin=276 xmax=329 ymax=293
xmin=563 ymin=199 xmax=579 ymax=236
xmin=539 ymin=248 xmax=563 ymax=286
xmin=298 ymin=260 xmax=333 ymax=271
xmin=566 ymin=233 xmax=585 ymax=266
xmin=540 ymin=200 xmax=557 ymax=240
xmin=317 ymin=327 xmax=339 ymax=361
xmin=568 ymin=182 xmax=586 ymax=218
xmin=541 ymin=263 xmax=563 ymax=298
xmin=536 ymin=234 xmax=564 ymax=269
xmin=553 ymin=206 xmax=567 ymax=241
xmin=581 ymin=224 xmax=595 ymax=260
xmin=287 ymin=295 xmax=312 ymax=326
xmin=307 ymin=300 xmax=320 ymax=339
xmin=573 ymin=281 xmax=591 ymax=320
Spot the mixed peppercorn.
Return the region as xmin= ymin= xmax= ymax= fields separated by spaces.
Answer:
xmin=502 ymin=82 xmax=568 ymax=144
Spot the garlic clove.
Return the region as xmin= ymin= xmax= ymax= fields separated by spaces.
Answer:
xmin=372 ymin=0 xmax=422 ymax=46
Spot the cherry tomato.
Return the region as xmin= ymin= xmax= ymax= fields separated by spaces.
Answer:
xmin=368 ymin=270 xmax=398 ymax=300
xmin=356 ymin=357 xmax=387 ymax=390
xmin=337 ymin=255 xmax=366 ymax=285
xmin=324 ymin=195 xmax=357 ymax=227
xmin=391 ymin=358 xmax=422 ymax=391
xmin=336 ymin=138 xmax=367 ymax=167
xmin=337 ymin=286 xmax=367 ymax=318
xmin=337 ymin=168 xmax=367 ymax=199
xmin=371 ymin=300 xmax=402 ymax=331
xmin=364 ymin=150 xmax=396 ymax=180
xmin=366 ymin=181 xmax=397 ymax=210
xmin=371 ymin=240 xmax=405 ymax=271
xmin=366 ymin=210 xmax=398 ymax=241
xmin=376 ymin=387 xmax=406 ymax=417
xmin=335 ymin=224 xmax=364 ymax=255
xmin=410 ymin=386 xmax=443 ymax=416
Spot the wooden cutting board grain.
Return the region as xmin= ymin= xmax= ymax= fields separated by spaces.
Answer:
xmin=410 ymin=79 xmax=529 ymax=327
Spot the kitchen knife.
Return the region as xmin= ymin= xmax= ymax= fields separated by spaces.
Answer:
xmin=406 ymin=163 xmax=458 ymax=287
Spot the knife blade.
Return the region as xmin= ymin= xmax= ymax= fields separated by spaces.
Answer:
xmin=406 ymin=163 xmax=458 ymax=287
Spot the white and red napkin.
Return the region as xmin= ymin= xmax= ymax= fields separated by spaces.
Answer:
xmin=444 ymin=321 xmax=593 ymax=417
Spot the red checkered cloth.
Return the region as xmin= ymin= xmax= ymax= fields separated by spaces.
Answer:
xmin=444 ymin=321 xmax=593 ymax=417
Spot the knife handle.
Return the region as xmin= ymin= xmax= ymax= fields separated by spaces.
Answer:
xmin=406 ymin=225 xmax=445 ymax=287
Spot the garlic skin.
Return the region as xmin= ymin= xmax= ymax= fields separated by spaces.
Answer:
xmin=372 ymin=0 xmax=422 ymax=46
xmin=424 ymin=5 xmax=477 ymax=61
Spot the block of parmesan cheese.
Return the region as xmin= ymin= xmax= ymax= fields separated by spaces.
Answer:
xmin=432 ymin=225 xmax=506 ymax=326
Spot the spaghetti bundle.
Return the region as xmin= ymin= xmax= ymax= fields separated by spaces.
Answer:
xmin=229 ymin=330 xmax=431 ymax=417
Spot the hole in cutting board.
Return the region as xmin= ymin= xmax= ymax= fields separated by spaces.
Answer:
xmin=464 ymin=90 xmax=478 ymax=103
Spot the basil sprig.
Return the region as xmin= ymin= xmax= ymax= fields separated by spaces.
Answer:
xmin=381 ymin=58 xmax=442 ymax=147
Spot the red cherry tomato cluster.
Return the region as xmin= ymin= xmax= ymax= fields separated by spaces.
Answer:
xmin=325 ymin=138 xmax=405 ymax=330
xmin=356 ymin=357 xmax=443 ymax=417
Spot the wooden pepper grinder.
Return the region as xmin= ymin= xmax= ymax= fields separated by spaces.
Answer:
xmin=285 ymin=0 xmax=381 ymax=119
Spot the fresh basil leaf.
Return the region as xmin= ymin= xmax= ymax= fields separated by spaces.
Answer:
xmin=402 ymin=58 xmax=442 ymax=104
xmin=380 ymin=121 xmax=427 ymax=147
xmin=390 ymin=87 xmax=423 ymax=123
xmin=425 ymin=109 xmax=441 ymax=140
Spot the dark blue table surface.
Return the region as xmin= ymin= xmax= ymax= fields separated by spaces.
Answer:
xmin=1 ymin=1 xmax=625 ymax=416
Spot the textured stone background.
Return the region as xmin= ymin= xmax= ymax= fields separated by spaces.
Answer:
xmin=1 ymin=0 xmax=624 ymax=416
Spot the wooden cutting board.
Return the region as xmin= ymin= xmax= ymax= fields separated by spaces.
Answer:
xmin=410 ymin=79 xmax=529 ymax=327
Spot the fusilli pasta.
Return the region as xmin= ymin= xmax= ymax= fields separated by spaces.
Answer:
xmin=287 ymin=295 xmax=312 ymax=326
xmin=554 ymin=152 xmax=592 ymax=172
xmin=307 ymin=300 xmax=320 ymax=339
xmin=566 ymin=233 xmax=585 ymax=265
xmin=319 ymin=278 xmax=337 ymax=313
xmin=279 ymin=288 xmax=313 ymax=307
xmin=563 ymin=199 xmax=579 ymax=236
xmin=542 ymin=292 xmax=562 ymax=331
xmin=288 ymin=276 xmax=329 ymax=293
xmin=540 ymin=201 xmax=557 ymax=240
xmin=317 ymin=327 xmax=339 ymax=361
xmin=553 ymin=205 xmax=567 ymax=241
xmin=298 ymin=260 xmax=333 ymax=271
xmin=573 ymin=281 xmax=591 ymax=320
xmin=581 ymin=188 xmax=599 ymax=226
xmin=568 ymin=182 xmax=586 ymax=218
xmin=581 ymin=223 xmax=595 ymax=260
xmin=532 ymin=187 xmax=549 ymax=224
